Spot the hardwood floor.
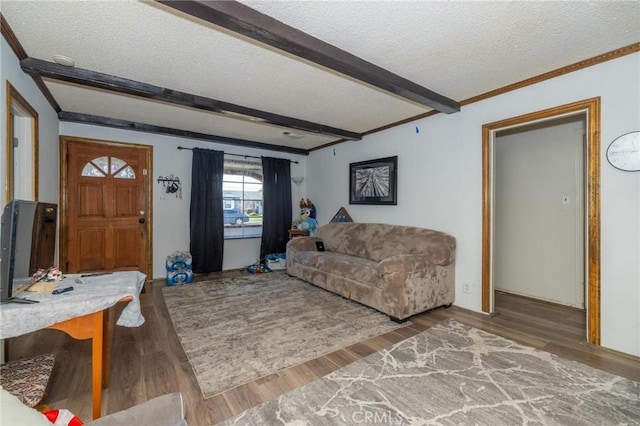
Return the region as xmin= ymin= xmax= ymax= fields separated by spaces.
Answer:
xmin=5 ymin=273 xmax=639 ymax=424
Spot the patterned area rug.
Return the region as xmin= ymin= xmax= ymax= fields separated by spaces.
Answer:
xmin=162 ymin=273 xmax=407 ymax=398
xmin=221 ymin=319 xmax=640 ymax=425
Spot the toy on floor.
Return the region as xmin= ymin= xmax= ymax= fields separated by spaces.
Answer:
xmin=246 ymin=262 xmax=272 ymax=274
xmin=44 ymin=409 xmax=83 ymax=426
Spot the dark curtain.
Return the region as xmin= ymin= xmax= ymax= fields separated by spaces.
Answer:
xmin=189 ymin=148 xmax=224 ymax=273
xmin=260 ymin=157 xmax=292 ymax=260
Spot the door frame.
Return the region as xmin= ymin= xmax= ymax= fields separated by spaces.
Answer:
xmin=482 ymin=97 xmax=601 ymax=345
xmin=59 ymin=136 xmax=153 ymax=277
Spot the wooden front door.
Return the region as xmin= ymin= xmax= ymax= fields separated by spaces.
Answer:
xmin=61 ymin=137 xmax=152 ymax=275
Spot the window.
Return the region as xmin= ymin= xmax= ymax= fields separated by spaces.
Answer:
xmin=223 ymin=159 xmax=263 ymax=239
xmin=81 ymin=156 xmax=136 ymax=179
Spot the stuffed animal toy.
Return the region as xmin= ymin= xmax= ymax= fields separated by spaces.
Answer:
xmin=298 ymin=198 xmax=318 ymax=236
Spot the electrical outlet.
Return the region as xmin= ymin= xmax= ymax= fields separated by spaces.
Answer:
xmin=462 ymin=283 xmax=470 ymax=293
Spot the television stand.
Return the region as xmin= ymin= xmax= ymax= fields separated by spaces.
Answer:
xmin=1 ymin=297 xmax=39 ymax=304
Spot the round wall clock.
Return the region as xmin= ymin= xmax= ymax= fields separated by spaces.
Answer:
xmin=606 ymin=131 xmax=640 ymax=172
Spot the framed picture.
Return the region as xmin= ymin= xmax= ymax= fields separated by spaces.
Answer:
xmin=349 ymin=156 xmax=397 ymax=205
xmin=330 ymin=206 xmax=354 ymax=223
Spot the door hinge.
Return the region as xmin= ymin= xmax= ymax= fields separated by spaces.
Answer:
xmin=13 ymin=138 xmax=19 ymax=148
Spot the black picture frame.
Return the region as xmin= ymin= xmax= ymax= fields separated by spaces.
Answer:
xmin=349 ymin=156 xmax=397 ymax=205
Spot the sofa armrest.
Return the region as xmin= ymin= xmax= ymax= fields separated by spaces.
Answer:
xmin=286 ymin=236 xmax=322 ymax=266
xmin=377 ymin=254 xmax=455 ymax=319
xmin=287 ymin=237 xmax=322 ymax=257
xmin=377 ymin=254 xmax=432 ymax=278
xmin=87 ymin=392 xmax=186 ymax=426
xmin=287 ymin=236 xmax=321 ymax=252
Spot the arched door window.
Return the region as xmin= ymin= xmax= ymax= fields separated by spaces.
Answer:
xmin=81 ymin=156 xmax=136 ymax=179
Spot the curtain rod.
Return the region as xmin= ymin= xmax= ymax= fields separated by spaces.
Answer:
xmin=177 ymin=146 xmax=299 ymax=164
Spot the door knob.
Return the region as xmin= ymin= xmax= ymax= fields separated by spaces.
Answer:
xmin=139 ymin=217 xmax=146 ymax=224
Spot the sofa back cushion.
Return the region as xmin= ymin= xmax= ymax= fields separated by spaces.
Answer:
xmin=317 ymin=223 xmax=456 ymax=265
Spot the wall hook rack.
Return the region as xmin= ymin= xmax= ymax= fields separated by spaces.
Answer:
xmin=157 ymin=174 xmax=182 ymax=199
xmin=157 ymin=175 xmax=180 ymax=184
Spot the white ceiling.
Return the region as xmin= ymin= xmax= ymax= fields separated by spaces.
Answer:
xmin=2 ymin=0 xmax=639 ymax=153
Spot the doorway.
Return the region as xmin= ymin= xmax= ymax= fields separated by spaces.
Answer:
xmin=494 ymin=114 xmax=585 ymax=308
xmin=5 ymin=82 xmax=38 ymax=203
xmin=60 ymin=136 xmax=152 ymax=276
xmin=482 ymin=98 xmax=601 ymax=345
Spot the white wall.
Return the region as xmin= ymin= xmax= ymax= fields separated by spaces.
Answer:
xmin=1 ymin=38 xmax=59 ymax=205
xmin=1 ymin=37 xmax=61 ymax=364
xmin=494 ymin=117 xmax=585 ymax=307
xmin=307 ymin=53 xmax=640 ymax=357
xmin=58 ymin=122 xmax=307 ymax=279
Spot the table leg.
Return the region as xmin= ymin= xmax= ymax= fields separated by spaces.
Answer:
xmin=102 ymin=309 xmax=110 ymax=389
xmin=45 ymin=297 xmax=131 ymax=420
xmin=48 ymin=310 xmax=105 ymax=420
xmin=91 ymin=311 xmax=104 ymax=420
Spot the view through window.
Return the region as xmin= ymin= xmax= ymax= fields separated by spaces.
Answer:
xmin=223 ymin=159 xmax=263 ymax=239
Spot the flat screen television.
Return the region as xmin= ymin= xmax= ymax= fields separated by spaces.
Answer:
xmin=1 ymin=199 xmax=39 ymax=303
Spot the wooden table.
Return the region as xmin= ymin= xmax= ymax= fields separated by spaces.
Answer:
xmin=288 ymin=229 xmax=309 ymax=240
xmin=46 ymin=297 xmax=131 ymax=419
xmin=0 ymin=271 xmax=145 ymax=419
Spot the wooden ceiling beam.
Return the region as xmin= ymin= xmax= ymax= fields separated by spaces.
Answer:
xmin=58 ymin=112 xmax=311 ymax=155
xmin=21 ymin=57 xmax=362 ymax=141
xmin=157 ymin=0 xmax=460 ymax=114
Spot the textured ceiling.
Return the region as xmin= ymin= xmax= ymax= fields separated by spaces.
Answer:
xmin=1 ymin=0 xmax=639 ymax=153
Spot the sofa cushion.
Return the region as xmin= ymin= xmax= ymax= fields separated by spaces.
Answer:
xmin=294 ymin=251 xmax=379 ymax=285
xmin=87 ymin=392 xmax=186 ymax=426
xmin=0 ymin=387 xmax=51 ymax=426
xmin=317 ymin=223 xmax=455 ymax=264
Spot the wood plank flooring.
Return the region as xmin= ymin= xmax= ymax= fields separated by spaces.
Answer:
xmin=5 ymin=273 xmax=639 ymax=424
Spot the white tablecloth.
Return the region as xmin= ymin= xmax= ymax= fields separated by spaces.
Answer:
xmin=0 ymin=271 xmax=146 ymax=339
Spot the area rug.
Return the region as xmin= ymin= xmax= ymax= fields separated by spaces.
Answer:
xmin=221 ymin=319 xmax=640 ymax=425
xmin=162 ymin=273 xmax=407 ymax=398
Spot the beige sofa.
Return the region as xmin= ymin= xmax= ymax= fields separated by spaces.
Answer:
xmin=286 ymin=222 xmax=456 ymax=321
